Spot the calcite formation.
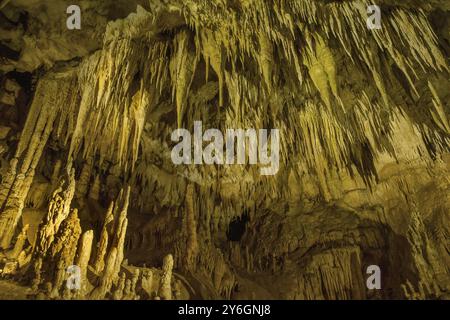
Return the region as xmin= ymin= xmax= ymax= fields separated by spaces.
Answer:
xmin=0 ymin=0 xmax=449 ymax=300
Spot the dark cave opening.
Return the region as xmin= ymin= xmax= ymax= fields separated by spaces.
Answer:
xmin=2 ymin=71 xmax=33 ymax=127
xmin=226 ymin=212 xmax=250 ymax=242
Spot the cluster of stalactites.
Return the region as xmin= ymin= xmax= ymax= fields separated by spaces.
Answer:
xmin=0 ymin=71 xmax=79 ymax=249
xmin=52 ymin=2 xmax=449 ymax=189
xmin=154 ymin=1 xmax=448 ymax=175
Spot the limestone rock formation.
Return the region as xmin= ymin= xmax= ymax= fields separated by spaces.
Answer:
xmin=0 ymin=0 xmax=449 ymax=300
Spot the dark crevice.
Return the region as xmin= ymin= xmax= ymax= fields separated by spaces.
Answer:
xmin=227 ymin=212 xmax=250 ymax=242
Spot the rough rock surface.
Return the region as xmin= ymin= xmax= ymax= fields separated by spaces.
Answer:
xmin=0 ymin=0 xmax=449 ymax=300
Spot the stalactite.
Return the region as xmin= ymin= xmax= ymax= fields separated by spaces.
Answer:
xmin=0 ymin=73 xmax=77 ymax=249
xmin=111 ymin=188 xmax=130 ymax=282
xmin=171 ymin=30 xmax=198 ymax=128
xmin=428 ymin=81 xmax=450 ymax=134
xmin=200 ymin=29 xmax=224 ymax=107
xmin=302 ymin=31 xmax=338 ymax=109
xmin=76 ymin=159 xmax=93 ymax=201
xmin=258 ymin=32 xmax=274 ymax=93
xmin=88 ymin=175 xmax=101 ymax=201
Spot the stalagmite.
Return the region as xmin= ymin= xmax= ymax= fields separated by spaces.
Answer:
xmin=75 ymin=230 xmax=94 ymax=293
xmin=33 ymin=169 xmax=76 ymax=259
xmin=112 ymin=188 xmax=130 ymax=281
xmin=94 ymin=202 xmax=114 ymax=274
xmin=91 ymin=248 xmax=117 ymax=299
xmin=46 ymin=208 xmax=82 ymax=296
xmin=140 ymin=270 xmax=153 ymax=299
xmin=159 ymin=254 xmax=174 ymax=300
xmin=50 ymin=160 xmax=62 ymax=187
xmin=123 ymin=279 xmax=133 ymax=300
xmin=185 ymin=184 xmax=198 ymax=270
xmin=123 ymin=269 xmax=140 ymax=300
xmin=113 ymin=272 xmax=126 ymax=300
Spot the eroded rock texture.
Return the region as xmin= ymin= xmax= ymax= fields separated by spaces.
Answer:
xmin=0 ymin=0 xmax=449 ymax=300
